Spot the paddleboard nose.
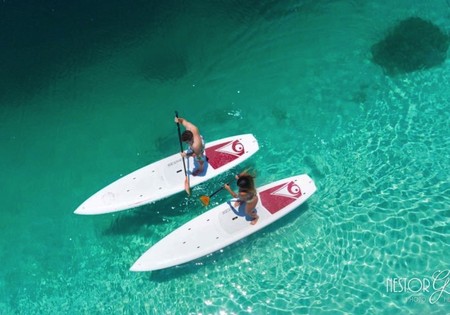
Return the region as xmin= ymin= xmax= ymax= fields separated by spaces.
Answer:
xmin=74 ymin=205 xmax=87 ymax=215
xmin=129 ymin=263 xmax=142 ymax=272
xmin=129 ymin=260 xmax=156 ymax=272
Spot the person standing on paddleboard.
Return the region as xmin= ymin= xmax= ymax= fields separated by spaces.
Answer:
xmin=174 ymin=116 xmax=207 ymax=176
xmin=224 ymin=172 xmax=259 ymax=225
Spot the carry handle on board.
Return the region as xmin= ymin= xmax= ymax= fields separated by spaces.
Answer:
xmin=175 ymin=111 xmax=190 ymax=196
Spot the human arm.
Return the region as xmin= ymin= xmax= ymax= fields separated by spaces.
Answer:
xmin=224 ymin=184 xmax=237 ymax=198
xmin=174 ymin=117 xmax=199 ymax=134
xmin=174 ymin=117 xmax=203 ymax=155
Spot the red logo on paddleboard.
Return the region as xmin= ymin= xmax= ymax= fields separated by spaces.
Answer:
xmin=205 ymin=140 xmax=245 ymax=169
xmin=259 ymin=181 xmax=302 ymax=214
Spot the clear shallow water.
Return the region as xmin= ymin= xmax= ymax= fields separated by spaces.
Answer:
xmin=1 ymin=1 xmax=449 ymax=314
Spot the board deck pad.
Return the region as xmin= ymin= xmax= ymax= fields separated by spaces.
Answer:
xmin=205 ymin=139 xmax=246 ymax=169
xmin=74 ymin=134 xmax=259 ymax=215
xmin=130 ymin=174 xmax=317 ymax=272
xmin=259 ymin=181 xmax=302 ymax=214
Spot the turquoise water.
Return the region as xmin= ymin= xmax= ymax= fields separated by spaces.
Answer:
xmin=1 ymin=1 xmax=449 ymax=314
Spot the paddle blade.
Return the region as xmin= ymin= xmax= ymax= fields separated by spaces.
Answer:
xmin=184 ymin=176 xmax=191 ymax=196
xmin=199 ymin=195 xmax=210 ymax=206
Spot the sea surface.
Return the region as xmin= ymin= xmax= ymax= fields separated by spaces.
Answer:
xmin=1 ymin=0 xmax=449 ymax=314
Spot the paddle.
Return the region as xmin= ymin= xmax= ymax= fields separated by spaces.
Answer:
xmin=199 ymin=168 xmax=251 ymax=206
xmin=199 ymin=184 xmax=228 ymax=207
xmin=175 ymin=111 xmax=190 ymax=196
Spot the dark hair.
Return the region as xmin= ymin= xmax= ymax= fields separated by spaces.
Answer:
xmin=237 ymin=177 xmax=250 ymax=189
xmin=237 ymin=172 xmax=256 ymax=195
xmin=181 ymin=130 xmax=193 ymax=142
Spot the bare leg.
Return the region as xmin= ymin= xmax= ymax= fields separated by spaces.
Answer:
xmin=247 ymin=209 xmax=259 ymax=225
xmin=192 ymin=160 xmax=204 ymax=176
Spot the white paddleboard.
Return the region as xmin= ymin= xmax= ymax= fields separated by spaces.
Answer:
xmin=74 ymin=134 xmax=259 ymax=215
xmin=130 ymin=174 xmax=317 ymax=272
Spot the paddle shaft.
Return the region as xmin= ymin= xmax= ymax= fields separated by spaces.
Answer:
xmin=208 ymin=183 xmax=229 ymax=198
xmin=175 ymin=111 xmax=188 ymax=176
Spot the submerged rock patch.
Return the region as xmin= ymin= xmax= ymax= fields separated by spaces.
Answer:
xmin=371 ymin=17 xmax=449 ymax=75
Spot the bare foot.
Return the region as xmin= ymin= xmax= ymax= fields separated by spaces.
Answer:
xmin=192 ymin=167 xmax=203 ymax=176
xmin=250 ymin=215 xmax=259 ymax=225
